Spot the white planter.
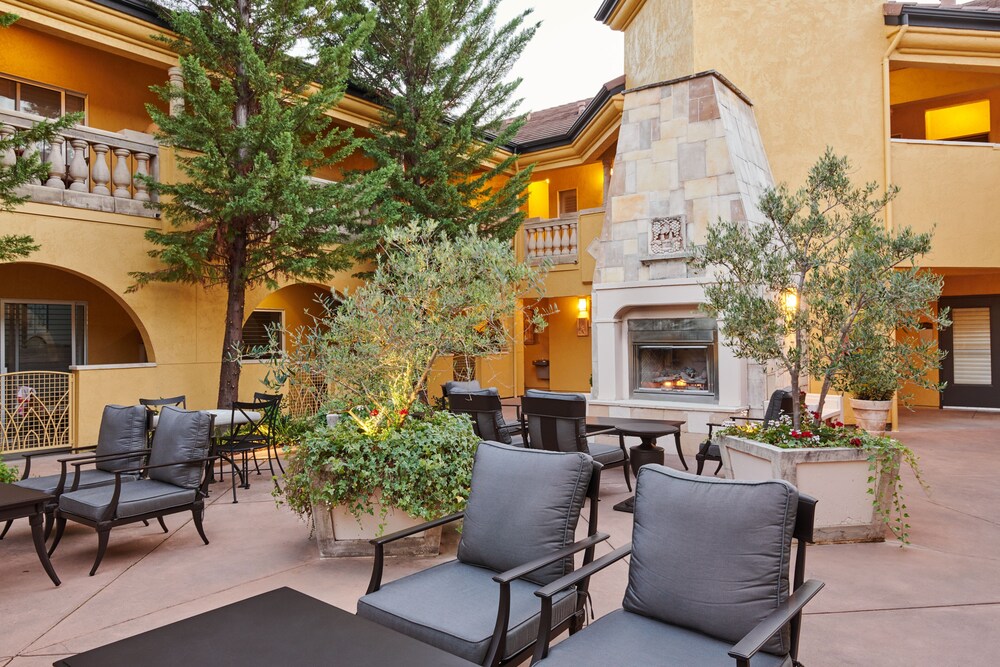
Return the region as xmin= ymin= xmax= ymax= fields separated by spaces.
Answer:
xmin=850 ymin=399 xmax=891 ymax=435
xmin=717 ymin=434 xmax=896 ymax=543
xmin=312 ymin=492 xmax=442 ymax=558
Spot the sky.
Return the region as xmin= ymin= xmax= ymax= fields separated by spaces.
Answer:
xmin=495 ymin=0 xmax=624 ymax=114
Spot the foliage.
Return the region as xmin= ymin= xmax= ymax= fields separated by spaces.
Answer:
xmin=128 ymin=0 xmax=380 ymax=407
xmin=278 ymin=410 xmax=479 ymax=527
xmin=270 ymin=220 xmax=546 ymax=422
xmin=337 ymin=0 xmax=538 ymax=261
xmin=0 ymin=458 xmax=18 ymax=485
xmin=719 ymin=416 xmax=927 ymax=544
xmin=693 ymin=149 xmax=947 ymax=429
xmin=0 ymin=12 xmax=82 ymax=261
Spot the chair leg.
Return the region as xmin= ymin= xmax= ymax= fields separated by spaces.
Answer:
xmin=696 ymin=457 xmax=705 ymax=475
xmin=252 ymin=449 xmax=262 ymax=475
xmin=265 ymin=446 xmax=276 ymax=477
xmin=231 ymin=458 xmax=239 ymax=504
xmin=714 ymin=460 xmax=723 ymax=475
xmin=48 ymin=517 xmax=67 ymax=556
xmin=0 ymin=519 xmax=12 ymax=540
xmin=43 ymin=510 xmax=54 ymax=541
xmin=622 ymin=461 xmax=632 ymax=492
xmin=273 ymin=443 xmax=285 ymax=474
xmin=192 ymin=508 xmax=209 ymax=545
xmin=90 ymin=527 xmax=111 ymax=576
xmin=157 ymin=516 xmax=168 ymax=533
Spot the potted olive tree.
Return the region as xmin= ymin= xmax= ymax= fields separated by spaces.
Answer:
xmin=275 ymin=221 xmax=546 ymax=557
xmin=693 ymin=150 xmax=945 ymax=543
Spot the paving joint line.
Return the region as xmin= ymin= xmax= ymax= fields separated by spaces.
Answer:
xmin=806 ymin=600 xmax=1000 ymax=615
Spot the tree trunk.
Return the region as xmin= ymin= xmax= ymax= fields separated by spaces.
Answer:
xmin=217 ymin=233 xmax=248 ymax=408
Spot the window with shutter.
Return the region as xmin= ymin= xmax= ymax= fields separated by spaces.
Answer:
xmin=558 ymin=189 xmax=578 ymax=216
xmin=952 ymin=307 xmax=991 ymax=385
xmin=242 ymin=310 xmax=284 ymax=360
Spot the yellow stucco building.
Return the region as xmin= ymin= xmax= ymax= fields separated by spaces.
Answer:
xmin=1 ymin=0 xmax=999 ymax=450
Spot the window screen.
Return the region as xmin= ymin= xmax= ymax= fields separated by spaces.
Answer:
xmin=242 ymin=310 xmax=284 ymax=359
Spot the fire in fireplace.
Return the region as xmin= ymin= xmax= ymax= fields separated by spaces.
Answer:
xmin=629 ymin=318 xmax=717 ymax=399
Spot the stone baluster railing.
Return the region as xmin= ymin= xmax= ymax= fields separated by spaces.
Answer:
xmin=1 ymin=109 xmax=158 ymax=218
xmin=524 ymin=215 xmax=579 ymax=265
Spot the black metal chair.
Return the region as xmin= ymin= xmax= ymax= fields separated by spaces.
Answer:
xmin=252 ymin=391 xmax=285 ymax=474
xmin=48 ymin=406 xmax=216 ymax=576
xmin=216 ymin=400 xmax=272 ymax=503
xmin=140 ymin=395 xmax=187 ymax=446
xmin=1 ymin=404 xmax=150 ymax=541
xmin=448 ymin=389 xmax=524 ymax=446
xmin=531 ymin=466 xmax=823 ymax=666
xmin=521 ymin=390 xmax=631 ymax=492
xmin=357 ymin=442 xmax=607 ymax=667
xmin=697 ymin=389 xmax=794 ymax=475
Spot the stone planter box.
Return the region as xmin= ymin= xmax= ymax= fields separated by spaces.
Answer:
xmin=717 ymin=435 xmax=897 ymax=544
xmin=313 ymin=495 xmax=442 ymax=558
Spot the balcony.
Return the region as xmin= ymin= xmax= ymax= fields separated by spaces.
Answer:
xmin=1 ymin=109 xmax=158 ymax=218
xmin=523 ymin=214 xmax=580 ymax=265
xmin=891 ymin=139 xmax=1000 ymax=268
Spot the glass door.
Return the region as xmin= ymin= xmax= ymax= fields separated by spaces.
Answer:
xmin=940 ymin=297 xmax=1000 ymax=409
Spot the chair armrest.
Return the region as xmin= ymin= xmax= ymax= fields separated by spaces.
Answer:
xmin=110 ymin=456 xmax=218 ymax=476
xmin=728 ymin=579 xmax=824 ymax=664
xmin=493 ymin=533 xmax=609 ymax=585
xmin=585 ymin=425 xmax=618 ymax=437
xmin=366 ymin=512 xmax=465 ymax=594
xmin=534 ymin=543 xmax=632 ymax=600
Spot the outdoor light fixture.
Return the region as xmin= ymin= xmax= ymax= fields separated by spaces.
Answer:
xmin=782 ymin=290 xmax=798 ymax=313
xmin=577 ymin=296 xmax=590 ymax=337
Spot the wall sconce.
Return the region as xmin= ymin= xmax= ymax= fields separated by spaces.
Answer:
xmin=576 ymin=297 xmax=591 ymax=337
xmin=782 ymin=289 xmax=798 ymax=313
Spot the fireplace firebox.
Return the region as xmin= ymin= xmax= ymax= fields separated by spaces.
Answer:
xmin=629 ymin=318 xmax=717 ymax=400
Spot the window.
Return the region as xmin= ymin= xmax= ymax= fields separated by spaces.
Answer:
xmin=1 ymin=301 xmax=87 ymax=373
xmin=242 ymin=310 xmax=284 ymax=360
xmin=925 ymin=100 xmax=990 ymax=142
xmin=558 ymin=189 xmax=578 ymax=216
xmin=0 ymin=74 xmax=87 ymax=122
xmin=951 ymin=307 xmax=991 ymax=385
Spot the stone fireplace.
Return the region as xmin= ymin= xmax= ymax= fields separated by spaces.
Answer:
xmin=589 ymin=71 xmax=778 ymax=434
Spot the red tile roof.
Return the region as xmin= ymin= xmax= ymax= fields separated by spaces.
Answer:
xmin=505 ymin=75 xmax=625 ymax=146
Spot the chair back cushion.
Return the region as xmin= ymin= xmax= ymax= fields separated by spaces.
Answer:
xmin=762 ymin=389 xmax=794 ymax=427
xmin=624 ymin=466 xmax=798 ymax=656
xmin=148 ymin=406 xmax=213 ymax=489
xmin=95 ymin=405 xmax=150 ymax=473
xmin=457 ymin=441 xmax=594 ymax=585
xmin=442 ymin=380 xmax=481 ymax=397
xmin=448 ymin=389 xmax=510 ymax=444
xmin=522 ymin=391 xmax=587 ymax=453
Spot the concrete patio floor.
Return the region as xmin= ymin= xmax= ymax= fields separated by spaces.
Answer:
xmin=2 ymin=407 xmax=997 ymax=666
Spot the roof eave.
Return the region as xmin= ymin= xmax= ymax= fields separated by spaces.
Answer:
xmin=884 ymin=6 xmax=1000 ymax=32
xmin=507 ymin=77 xmax=626 ymax=153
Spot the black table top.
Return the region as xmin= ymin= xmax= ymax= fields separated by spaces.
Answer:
xmin=0 ymin=483 xmax=52 ymax=509
xmin=54 ymin=587 xmax=476 ymax=667
xmin=586 ymin=415 xmax=685 ymax=437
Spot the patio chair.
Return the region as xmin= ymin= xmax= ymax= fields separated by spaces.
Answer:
xmin=697 ymin=389 xmax=794 ymax=475
xmin=441 ymin=380 xmax=482 ymax=398
xmin=521 ymin=389 xmax=631 ymax=492
xmin=252 ymin=391 xmax=285 ymax=474
xmin=531 ymin=466 xmax=824 ymax=666
xmin=48 ymin=406 xmax=216 ymax=576
xmin=140 ymin=395 xmax=187 ymax=446
xmin=448 ymin=389 xmax=524 ymax=446
xmin=0 ymin=404 xmax=149 ymax=541
xmin=216 ymin=400 xmax=272 ymax=503
xmin=357 ymin=441 xmax=607 ymax=667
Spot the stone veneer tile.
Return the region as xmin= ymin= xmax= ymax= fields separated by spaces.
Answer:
xmin=717 ymin=173 xmax=739 ymax=195
xmin=650 ymin=138 xmax=678 ymax=164
xmin=612 ymin=193 xmax=649 ymax=223
xmin=624 ymin=258 xmax=640 ymax=282
xmin=705 ymin=136 xmax=731 ymax=177
xmin=612 ymin=220 xmax=637 ymax=241
xmin=686 ymin=119 xmax=718 ymax=143
xmin=697 ymin=96 xmax=720 ymax=121
xmin=660 ymin=86 xmax=672 ymax=99
xmin=660 ymin=117 xmax=688 ymax=141
xmin=623 ymin=238 xmax=639 ymax=256
xmin=672 ymin=83 xmax=690 ymax=119
xmin=628 ymin=104 xmax=661 ymax=122
xmin=639 ymin=119 xmax=656 ymax=150
xmin=678 ymin=141 xmax=706 ymax=181
xmin=618 ymin=122 xmax=640 ymax=153
xmin=603 ymin=266 xmax=625 ymax=283
xmin=659 ymin=96 xmax=675 ymax=122
xmin=731 ymin=199 xmax=747 ymax=222
xmin=625 ymin=86 xmax=662 ymax=110
xmin=683 ymin=176 xmax=718 ymax=200
xmin=625 ymin=160 xmax=637 ymax=194
xmin=688 ymin=75 xmax=714 ymax=99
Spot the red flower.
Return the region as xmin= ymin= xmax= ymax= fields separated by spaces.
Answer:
xmin=398 ymin=409 xmax=409 ymax=416
xmin=790 ymin=430 xmax=801 ymax=439
xmin=835 ymin=421 xmax=844 ymax=428
xmin=811 ymin=411 xmax=820 ymax=420
xmin=850 ymin=437 xmax=862 ymax=447
xmin=370 ymin=409 xmax=379 ymax=416
xmin=802 ymin=431 xmax=813 ymax=438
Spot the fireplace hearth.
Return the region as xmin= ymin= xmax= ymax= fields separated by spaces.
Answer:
xmin=629 ymin=319 xmax=717 ymax=400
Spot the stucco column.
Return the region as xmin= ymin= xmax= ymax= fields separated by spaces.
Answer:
xmin=168 ymin=66 xmax=185 ymax=116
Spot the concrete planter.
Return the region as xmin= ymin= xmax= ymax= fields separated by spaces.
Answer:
xmin=313 ymin=492 xmax=442 ymax=558
xmin=717 ymin=434 xmax=897 ymax=543
xmin=850 ymin=399 xmax=892 ymax=435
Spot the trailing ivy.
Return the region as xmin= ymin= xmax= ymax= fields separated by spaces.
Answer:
xmin=0 ymin=459 xmax=18 ymax=485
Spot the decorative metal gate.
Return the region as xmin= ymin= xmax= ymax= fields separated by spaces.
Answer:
xmin=286 ymin=371 xmax=327 ymax=418
xmin=0 ymin=371 xmax=74 ymax=453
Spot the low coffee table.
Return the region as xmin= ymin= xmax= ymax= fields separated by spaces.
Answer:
xmin=0 ymin=484 xmax=61 ymax=586
xmin=54 ymin=587 xmax=477 ymax=666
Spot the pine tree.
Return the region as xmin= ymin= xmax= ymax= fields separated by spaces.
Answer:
xmin=0 ymin=12 xmax=81 ymax=261
xmin=129 ymin=0 xmax=378 ymax=408
xmin=339 ymin=0 xmax=538 ymax=258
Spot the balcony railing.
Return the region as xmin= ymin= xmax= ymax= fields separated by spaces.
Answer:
xmin=524 ymin=214 xmax=579 ymax=265
xmin=1 ymin=109 xmax=158 ymax=218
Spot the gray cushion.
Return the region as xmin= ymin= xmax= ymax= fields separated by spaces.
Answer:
xmin=443 ymin=380 xmax=481 ymax=396
xmin=535 ymin=609 xmax=791 ymax=667
xmin=357 ymin=560 xmax=577 ymax=664
xmin=624 ymin=466 xmax=798 ymax=656
xmin=588 ymin=441 xmax=626 ymax=465
xmin=148 ymin=406 xmax=213 ymax=489
xmin=94 ymin=404 xmax=149 ymax=473
xmin=524 ymin=389 xmax=587 ymax=401
xmin=59 ymin=480 xmax=196 ymax=521
xmin=15 ymin=469 xmax=130 ymax=496
xmin=457 ymin=442 xmax=594 ymax=585
xmin=464 ymin=387 xmax=511 ymax=444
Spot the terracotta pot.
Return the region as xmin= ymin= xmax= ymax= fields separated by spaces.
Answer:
xmin=850 ymin=398 xmax=892 ymax=436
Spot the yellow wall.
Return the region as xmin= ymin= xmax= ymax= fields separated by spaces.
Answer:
xmin=625 ymin=0 xmax=694 ymax=88
xmin=546 ymin=296 xmax=592 ymax=393
xmin=529 ymin=163 xmax=605 ymax=217
xmin=0 ymin=23 xmax=166 ymax=133
xmin=890 ymin=67 xmax=1000 ymax=106
xmin=892 ymin=82 xmax=1000 ymax=142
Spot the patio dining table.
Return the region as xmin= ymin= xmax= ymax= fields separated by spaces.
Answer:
xmin=148 ymin=408 xmax=262 ymax=433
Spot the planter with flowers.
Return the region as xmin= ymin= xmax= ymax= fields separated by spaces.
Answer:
xmin=695 ymin=151 xmax=946 ymax=544
xmin=272 ymin=221 xmax=547 ymax=557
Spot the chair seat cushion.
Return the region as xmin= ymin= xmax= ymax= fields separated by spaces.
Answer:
xmin=698 ymin=440 xmax=721 ymax=459
xmin=535 ymin=609 xmax=791 ymax=667
xmin=588 ymin=442 xmax=626 ymax=465
xmin=357 ymin=560 xmax=577 ymax=664
xmin=16 ymin=469 xmax=132 ymax=496
xmin=59 ymin=480 xmax=196 ymax=521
